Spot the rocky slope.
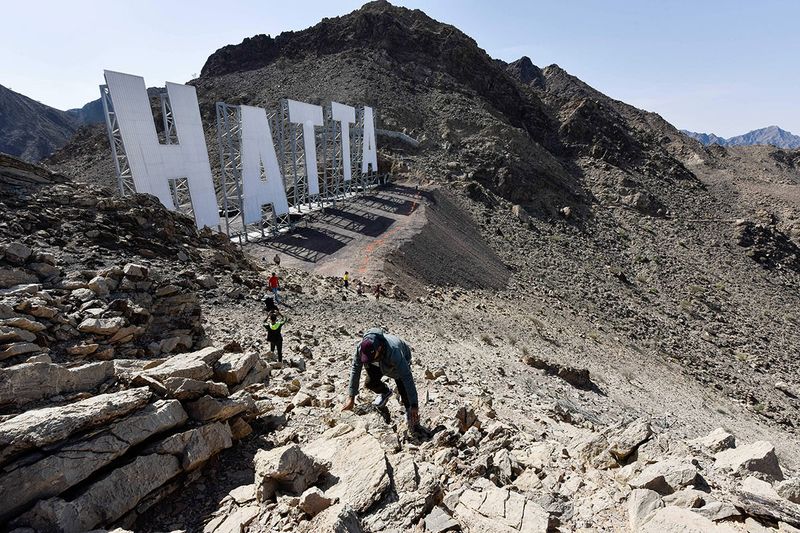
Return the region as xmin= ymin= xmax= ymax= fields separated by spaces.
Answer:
xmin=13 ymin=1 xmax=800 ymax=530
xmin=0 ymin=84 xmax=81 ymax=162
xmin=685 ymin=126 xmax=800 ymax=150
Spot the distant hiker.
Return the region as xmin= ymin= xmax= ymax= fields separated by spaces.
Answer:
xmin=356 ymin=280 xmax=364 ymax=295
xmin=265 ymin=311 xmax=286 ymax=362
xmin=342 ymin=328 xmax=420 ymax=430
xmin=273 ymin=254 xmax=281 ymax=267
xmin=373 ymin=283 xmax=382 ymax=300
xmin=268 ymin=272 xmax=280 ymax=304
xmin=343 ymin=271 xmax=350 ymax=289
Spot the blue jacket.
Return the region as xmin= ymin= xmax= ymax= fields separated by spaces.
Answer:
xmin=347 ymin=328 xmax=418 ymax=408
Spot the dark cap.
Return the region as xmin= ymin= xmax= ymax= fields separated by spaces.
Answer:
xmin=359 ymin=335 xmax=379 ymax=363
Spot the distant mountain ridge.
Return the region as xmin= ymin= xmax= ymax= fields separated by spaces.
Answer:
xmin=0 ymin=84 xmax=81 ymax=162
xmin=0 ymin=84 xmax=105 ymax=163
xmin=683 ymin=125 xmax=800 ymax=149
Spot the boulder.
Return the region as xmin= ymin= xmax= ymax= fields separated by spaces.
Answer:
xmin=296 ymin=503 xmax=363 ymax=533
xmin=628 ymin=489 xmax=664 ymax=530
xmin=662 ymin=489 xmax=711 ymax=509
xmin=694 ymin=501 xmax=741 ymax=521
xmin=0 ymin=387 xmax=151 ymax=464
xmin=0 ymin=325 xmax=36 ymax=343
xmin=0 ymin=341 xmax=40 ymax=360
xmin=691 ymin=427 xmax=736 ymax=453
xmin=608 ymin=419 xmax=653 ymax=461
xmin=304 ymin=425 xmax=390 ymax=513
xmin=424 ymin=505 xmax=460 ymax=533
xmin=143 ymin=346 xmax=223 ymax=382
xmin=731 ymin=490 xmax=800 ymax=529
xmin=299 ymin=487 xmax=335 ymax=517
xmin=3 ymin=242 xmax=32 ymax=264
xmin=777 ymin=478 xmax=800 ymax=504
xmin=151 ymin=422 xmax=233 ymax=470
xmin=0 ymin=400 xmax=186 ymax=521
xmin=162 ymin=377 xmax=229 ymax=400
xmin=0 ymin=361 xmax=115 ymax=405
xmin=455 ymin=405 xmax=480 ymax=433
xmin=230 ymin=417 xmax=253 ymax=440
xmin=630 ymin=459 xmax=701 ymax=495
xmin=640 ymin=506 xmax=740 ymax=532
xmin=214 ymin=351 xmax=258 ymax=386
xmin=254 ymin=444 xmax=329 ymax=502
xmin=78 ymin=317 xmax=126 ymax=335
xmin=15 ymin=452 xmax=181 ymax=532
xmin=715 ymin=441 xmax=783 ymax=481
xmin=206 ymin=505 xmax=259 ymax=533
xmin=186 ymin=392 xmax=255 ymax=423
xmin=0 ymin=268 xmax=38 ymax=289
xmin=122 ymin=263 xmax=148 ymax=280
xmin=0 ymin=316 xmax=46 ymax=332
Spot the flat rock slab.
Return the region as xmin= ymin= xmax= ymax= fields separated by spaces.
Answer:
xmin=425 ymin=505 xmax=460 ymax=533
xmin=0 ymin=400 xmax=186 ymax=521
xmin=0 ymin=360 xmax=114 ymax=405
xmin=304 ymin=425 xmax=391 ymax=513
xmin=152 ymin=422 xmax=232 ymax=471
xmin=78 ymin=317 xmax=126 ymax=335
xmin=452 ymin=478 xmax=549 ymax=532
xmin=0 ymin=387 xmax=151 ymax=464
xmin=143 ymin=346 xmax=223 ymax=382
xmin=640 ymin=506 xmax=740 ymax=532
xmin=16 ymin=452 xmax=181 ymax=532
xmin=162 ymin=377 xmax=229 ymax=400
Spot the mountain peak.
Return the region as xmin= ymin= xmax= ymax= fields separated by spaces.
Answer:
xmin=683 ymin=126 xmax=800 ymax=149
xmin=506 ymin=56 xmax=545 ymax=88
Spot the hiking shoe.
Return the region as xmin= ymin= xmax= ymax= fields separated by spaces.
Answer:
xmin=372 ymin=389 xmax=393 ymax=408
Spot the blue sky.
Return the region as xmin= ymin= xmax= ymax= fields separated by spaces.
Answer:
xmin=1 ymin=0 xmax=797 ymax=137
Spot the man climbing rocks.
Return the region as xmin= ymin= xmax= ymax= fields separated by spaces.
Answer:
xmin=265 ymin=311 xmax=286 ymax=362
xmin=343 ymin=271 xmax=350 ymax=289
xmin=342 ymin=328 xmax=420 ymax=429
xmin=268 ymin=272 xmax=280 ymax=304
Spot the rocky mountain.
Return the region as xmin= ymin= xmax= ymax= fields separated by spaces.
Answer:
xmin=66 ymin=97 xmax=106 ymax=126
xmin=684 ymin=126 xmax=800 ymax=149
xmin=8 ymin=1 xmax=800 ymax=531
xmin=0 ymin=84 xmax=81 ymax=162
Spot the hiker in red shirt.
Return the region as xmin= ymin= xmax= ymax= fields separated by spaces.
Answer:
xmin=268 ymin=272 xmax=280 ymax=304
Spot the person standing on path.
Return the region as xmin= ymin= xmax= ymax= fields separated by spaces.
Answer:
xmin=268 ymin=272 xmax=280 ymax=304
xmin=373 ymin=283 xmax=382 ymax=300
xmin=265 ymin=311 xmax=287 ymax=362
xmin=341 ymin=328 xmax=420 ymax=430
xmin=343 ymin=271 xmax=350 ymax=289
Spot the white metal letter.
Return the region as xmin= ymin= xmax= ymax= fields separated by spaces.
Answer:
xmin=287 ymin=99 xmax=323 ymax=195
xmin=361 ymin=106 xmax=378 ymax=174
xmin=103 ymin=70 xmax=218 ymax=229
xmin=331 ymin=102 xmax=356 ymax=181
xmin=239 ymin=105 xmax=290 ymax=223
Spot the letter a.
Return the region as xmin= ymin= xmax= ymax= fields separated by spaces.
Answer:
xmin=103 ymin=70 xmax=218 ymax=229
xmin=239 ymin=105 xmax=290 ymax=223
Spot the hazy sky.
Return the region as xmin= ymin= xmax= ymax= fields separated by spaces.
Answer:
xmin=1 ymin=0 xmax=797 ymax=137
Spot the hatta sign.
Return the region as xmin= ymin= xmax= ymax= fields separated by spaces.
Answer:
xmin=100 ymin=70 xmax=380 ymax=239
